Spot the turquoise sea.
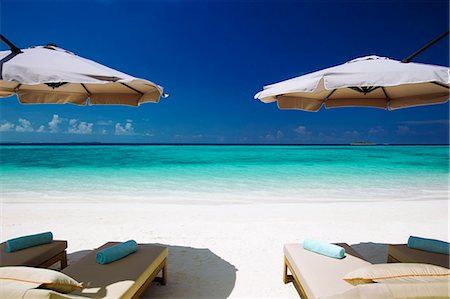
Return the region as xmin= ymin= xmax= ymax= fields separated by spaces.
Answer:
xmin=0 ymin=145 xmax=448 ymax=204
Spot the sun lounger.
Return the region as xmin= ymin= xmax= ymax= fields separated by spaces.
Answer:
xmin=0 ymin=240 xmax=67 ymax=269
xmin=61 ymin=242 xmax=168 ymax=299
xmin=283 ymin=243 xmax=370 ymax=299
xmin=387 ymin=244 xmax=450 ymax=269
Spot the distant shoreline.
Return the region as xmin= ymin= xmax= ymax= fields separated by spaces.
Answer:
xmin=0 ymin=143 xmax=448 ymax=146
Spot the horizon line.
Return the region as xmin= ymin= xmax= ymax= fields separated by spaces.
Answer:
xmin=0 ymin=143 xmax=449 ymax=146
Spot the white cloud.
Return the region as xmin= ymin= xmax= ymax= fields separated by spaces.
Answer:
xmin=344 ymin=130 xmax=360 ymax=138
xmin=401 ymin=119 xmax=449 ymax=125
xmin=37 ymin=125 xmax=46 ymax=133
xmin=396 ymin=125 xmax=411 ymax=135
xmin=174 ymin=134 xmax=203 ymax=139
xmin=68 ymin=119 xmax=93 ymax=134
xmin=368 ymin=126 xmax=386 ymax=135
xmin=276 ymin=130 xmax=284 ymax=139
xmin=263 ymin=130 xmax=284 ymax=141
xmin=15 ymin=118 xmax=33 ymax=132
xmin=115 ymin=121 xmax=134 ymax=135
xmin=263 ymin=133 xmax=276 ymax=141
xmin=48 ymin=114 xmax=63 ymax=133
xmin=97 ymin=120 xmax=113 ymax=126
xmin=294 ymin=126 xmax=312 ymax=136
xmin=0 ymin=121 xmax=14 ymax=132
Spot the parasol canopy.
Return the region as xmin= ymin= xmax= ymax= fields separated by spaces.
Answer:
xmin=0 ymin=35 xmax=167 ymax=106
xmin=254 ymin=55 xmax=449 ymax=112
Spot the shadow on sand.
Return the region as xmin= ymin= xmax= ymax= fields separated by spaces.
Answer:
xmin=351 ymin=242 xmax=390 ymax=264
xmin=67 ymin=244 xmax=237 ymax=299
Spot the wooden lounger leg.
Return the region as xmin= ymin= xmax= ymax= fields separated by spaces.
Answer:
xmin=283 ymin=257 xmax=294 ymax=284
xmin=161 ymin=258 xmax=167 ymax=285
xmin=284 ymin=256 xmax=309 ymax=299
xmin=131 ymin=257 xmax=168 ymax=299
xmin=61 ymin=251 xmax=68 ymax=269
xmin=38 ymin=250 xmax=68 ymax=270
xmin=151 ymin=258 xmax=168 ymax=286
xmin=283 ymin=258 xmax=288 ymax=284
xmin=387 ymin=254 xmax=400 ymax=263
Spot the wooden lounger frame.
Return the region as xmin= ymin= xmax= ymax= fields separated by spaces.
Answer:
xmin=387 ymin=244 xmax=450 ymax=269
xmin=283 ymin=256 xmax=308 ymax=299
xmin=131 ymin=257 xmax=167 ymax=299
xmin=62 ymin=242 xmax=168 ymax=299
xmin=38 ymin=250 xmax=68 ymax=269
xmin=0 ymin=240 xmax=68 ymax=270
xmin=283 ymin=243 xmax=366 ymax=299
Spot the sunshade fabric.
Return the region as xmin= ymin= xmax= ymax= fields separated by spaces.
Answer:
xmin=0 ymin=45 xmax=166 ymax=106
xmin=254 ymin=56 xmax=449 ymax=111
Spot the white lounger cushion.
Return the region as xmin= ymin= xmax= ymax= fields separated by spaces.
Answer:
xmin=284 ymin=243 xmax=371 ymax=299
xmin=24 ymin=289 xmax=89 ymax=299
xmin=343 ymin=263 xmax=450 ymax=285
xmin=0 ymin=266 xmax=82 ymax=299
xmin=323 ymin=281 xmax=450 ymax=299
xmin=62 ymin=243 xmax=168 ymax=299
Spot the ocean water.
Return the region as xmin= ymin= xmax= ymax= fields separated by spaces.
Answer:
xmin=0 ymin=145 xmax=448 ymax=204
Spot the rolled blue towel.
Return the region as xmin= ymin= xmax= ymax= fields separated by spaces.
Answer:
xmin=6 ymin=232 xmax=53 ymax=253
xmin=96 ymin=240 xmax=138 ymax=265
xmin=407 ymin=236 xmax=450 ymax=255
xmin=303 ymin=239 xmax=346 ymax=259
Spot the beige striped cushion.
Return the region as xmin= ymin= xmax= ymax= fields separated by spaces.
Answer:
xmin=343 ymin=263 xmax=450 ymax=285
xmin=0 ymin=266 xmax=82 ymax=293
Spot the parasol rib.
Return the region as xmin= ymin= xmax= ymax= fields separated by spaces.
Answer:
xmin=120 ymin=82 xmax=144 ymax=95
xmin=381 ymin=87 xmax=391 ymax=109
xmin=324 ymin=89 xmax=336 ymax=101
xmin=80 ymin=83 xmax=91 ymax=95
xmin=431 ymin=81 xmax=450 ymax=90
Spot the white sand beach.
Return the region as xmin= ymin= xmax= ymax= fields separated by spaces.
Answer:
xmin=1 ymin=198 xmax=448 ymax=298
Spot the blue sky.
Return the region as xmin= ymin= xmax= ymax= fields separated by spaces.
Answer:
xmin=0 ymin=0 xmax=448 ymax=144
